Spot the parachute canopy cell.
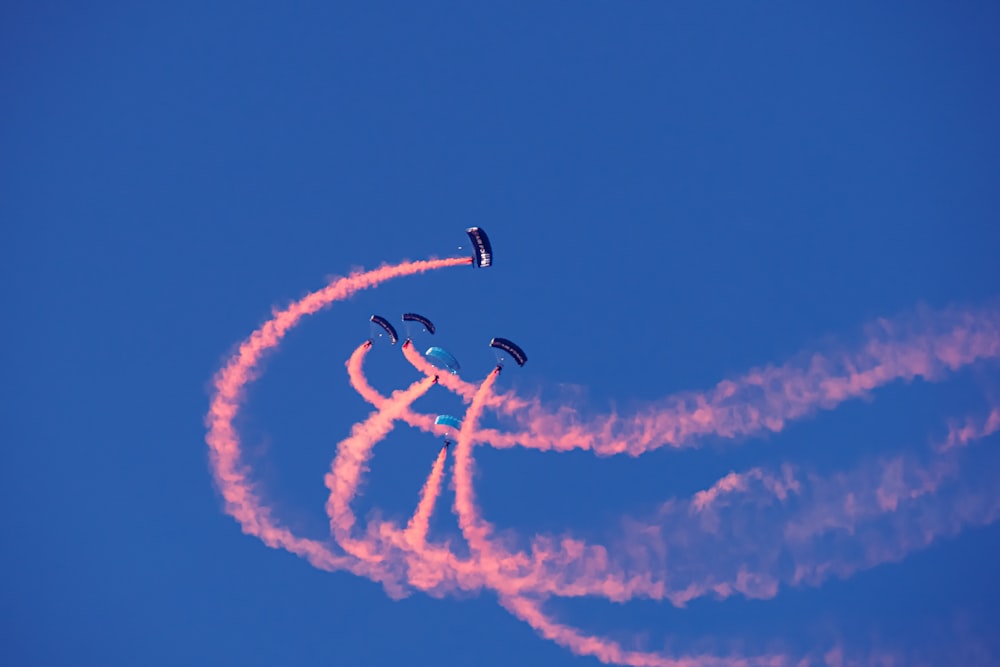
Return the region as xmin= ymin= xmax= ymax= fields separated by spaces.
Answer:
xmin=434 ymin=414 xmax=462 ymax=430
xmin=465 ymin=227 xmax=493 ymax=268
xmin=425 ymin=346 xmax=461 ymax=374
xmin=370 ymin=314 xmax=399 ymax=344
xmin=402 ymin=312 xmax=436 ymax=334
xmin=490 ymin=337 xmax=528 ymax=366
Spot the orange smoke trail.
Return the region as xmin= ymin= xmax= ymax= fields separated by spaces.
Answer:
xmin=403 ymin=445 xmax=449 ymax=547
xmin=205 ymin=256 xmax=471 ymax=571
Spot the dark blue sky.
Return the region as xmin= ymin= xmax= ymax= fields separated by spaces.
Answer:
xmin=3 ymin=4 xmax=999 ymax=666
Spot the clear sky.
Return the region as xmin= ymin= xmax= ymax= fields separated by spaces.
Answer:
xmin=3 ymin=3 xmax=1000 ymax=666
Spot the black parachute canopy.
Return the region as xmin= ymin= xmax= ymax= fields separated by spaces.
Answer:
xmin=370 ymin=314 xmax=399 ymax=344
xmin=401 ymin=312 xmax=435 ymax=334
xmin=490 ymin=337 xmax=527 ymax=366
xmin=465 ymin=227 xmax=493 ymax=268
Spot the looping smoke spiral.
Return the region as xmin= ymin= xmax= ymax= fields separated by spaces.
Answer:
xmin=205 ymin=257 xmax=1000 ymax=666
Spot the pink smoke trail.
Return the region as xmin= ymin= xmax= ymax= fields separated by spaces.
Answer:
xmin=407 ymin=405 xmax=1000 ymax=608
xmin=499 ymin=595 xmax=790 ymax=667
xmin=341 ymin=341 xmax=508 ymax=597
xmin=488 ymin=304 xmax=1000 ymax=455
xmin=325 ymin=375 xmax=436 ymax=553
xmin=451 ymin=367 xmax=500 ymax=554
xmin=345 ymin=342 xmax=529 ymax=595
xmin=400 ymin=338 xmax=532 ymax=415
xmin=403 ymin=445 xmax=449 ymax=547
xmin=939 ymin=405 xmax=1000 ymax=451
xmin=204 ymin=257 xmax=471 ymax=572
xmin=346 ymin=339 xmax=436 ymax=432
xmin=351 ymin=324 xmax=1000 ymax=613
xmin=207 ymin=257 xmax=1000 ymax=666
xmin=538 ymin=419 xmax=1000 ymax=608
xmin=449 ymin=367 xmax=538 ymax=586
xmin=345 ymin=341 xmax=383 ymax=407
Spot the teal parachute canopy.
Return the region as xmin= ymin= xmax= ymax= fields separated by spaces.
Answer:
xmin=434 ymin=415 xmax=462 ymax=430
xmin=425 ymin=346 xmax=461 ymax=374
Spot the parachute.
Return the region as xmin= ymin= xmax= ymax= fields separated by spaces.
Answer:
xmin=434 ymin=414 xmax=462 ymax=430
xmin=425 ymin=346 xmax=461 ymax=374
xmin=369 ymin=314 xmax=399 ymax=344
xmin=434 ymin=414 xmax=461 ymax=449
xmin=402 ymin=312 xmax=436 ymax=335
xmin=490 ymin=337 xmax=527 ymax=367
xmin=465 ymin=227 xmax=493 ymax=268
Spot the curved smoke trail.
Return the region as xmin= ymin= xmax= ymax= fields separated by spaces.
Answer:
xmin=206 ymin=256 xmax=1000 ymax=665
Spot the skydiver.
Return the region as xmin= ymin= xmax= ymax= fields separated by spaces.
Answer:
xmin=443 ymin=439 xmax=452 ymax=449
xmin=495 ymin=363 xmax=503 ymax=373
xmin=432 ymin=375 xmax=439 ymax=384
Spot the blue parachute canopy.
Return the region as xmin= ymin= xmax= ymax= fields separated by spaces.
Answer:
xmin=402 ymin=312 xmax=436 ymax=334
xmin=465 ymin=227 xmax=493 ymax=268
xmin=490 ymin=337 xmax=527 ymax=366
xmin=434 ymin=414 xmax=462 ymax=430
xmin=425 ymin=346 xmax=461 ymax=374
xmin=370 ymin=314 xmax=399 ymax=344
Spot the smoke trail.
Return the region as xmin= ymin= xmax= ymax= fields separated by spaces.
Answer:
xmin=487 ymin=303 xmax=1000 ymax=455
xmin=939 ymin=406 xmax=1000 ymax=451
xmin=401 ymin=339 xmax=477 ymax=402
xmin=404 ymin=446 xmax=448 ymax=547
xmin=449 ymin=367 xmax=539 ymax=588
xmin=499 ymin=595 xmax=790 ymax=667
xmin=401 ymin=338 xmax=532 ymax=415
xmin=356 ymin=308 xmax=1000 ymax=658
xmin=207 ymin=257 xmax=1000 ymax=665
xmin=345 ymin=341 xmax=383 ymax=407
xmin=325 ymin=375 xmax=436 ymax=553
xmin=391 ymin=302 xmax=1000 ymax=457
xmin=347 ymin=339 xmax=437 ymax=433
xmin=518 ymin=408 xmax=1000 ymax=609
xmin=341 ymin=340 xmax=502 ymax=597
xmin=451 ymin=368 xmax=500 ymax=555
xmin=401 ymin=304 xmax=999 ymax=462
xmin=351 ymin=317 xmax=1000 ymax=610
xmin=205 ymin=257 xmax=471 ymax=572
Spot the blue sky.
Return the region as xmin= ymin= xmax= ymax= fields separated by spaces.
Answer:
xmin=3 ymin=4 xmax=999 ymax=666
